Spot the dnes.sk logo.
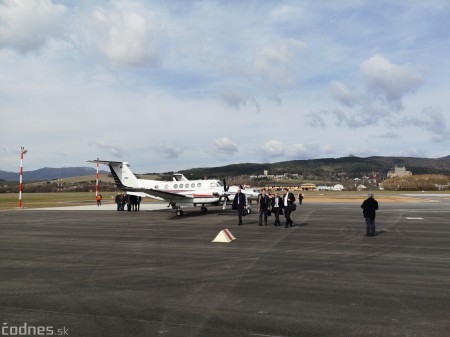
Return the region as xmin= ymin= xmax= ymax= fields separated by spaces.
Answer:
xmin=2 ymin=322 xmax=69 ymax=336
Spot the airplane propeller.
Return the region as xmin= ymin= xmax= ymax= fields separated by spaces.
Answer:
xmin=223 ymin=179 xmax=229 ymax=192
xmin=221 ymin=179 xmax=230 ymax=209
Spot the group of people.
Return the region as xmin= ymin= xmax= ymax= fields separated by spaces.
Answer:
xmin=232 ymin=186 xmax=380 ymax=236
xmin=232 ymin=187 xmax=298 ymax=228
xmin=115 ymin=193 xmax=142 ymax=212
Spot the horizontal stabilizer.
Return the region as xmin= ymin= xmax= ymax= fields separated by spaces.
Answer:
xmin=87 ymin=159 xmax=128 ymax=166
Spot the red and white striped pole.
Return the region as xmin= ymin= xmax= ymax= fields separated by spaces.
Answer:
xmin=18 ymin=147 xmax=28 ymax=208
xmin=95 ymin=158 xmax=99 ymax=197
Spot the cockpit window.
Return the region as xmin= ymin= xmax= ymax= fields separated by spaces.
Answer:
xmin=216 ymin=181 xmax=224 ymax=187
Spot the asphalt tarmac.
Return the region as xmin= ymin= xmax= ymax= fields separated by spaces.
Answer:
xmin=1 ymin=200 xmax=449 ymax=337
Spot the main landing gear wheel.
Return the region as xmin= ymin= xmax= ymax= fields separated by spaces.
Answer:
xmin=176 ymin=210 xmax=184 ymax=216
xmin=201 ymin=206 xmax=207 ymax=214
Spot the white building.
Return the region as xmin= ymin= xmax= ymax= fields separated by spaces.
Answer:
xmin=331 ymin=184 xmax=344 ymax=191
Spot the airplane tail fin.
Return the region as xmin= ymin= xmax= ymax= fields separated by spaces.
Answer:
xmin=88 ymin=160 xmax=140 ymax=189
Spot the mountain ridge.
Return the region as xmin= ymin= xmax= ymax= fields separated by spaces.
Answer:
xmin=0 ymin=167 xmax=109 ymax=182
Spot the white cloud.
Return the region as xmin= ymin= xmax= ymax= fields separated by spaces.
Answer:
xmin=269 ymin=4 xmax=305 ymax=22
xmin=399 ymin=107 xmax=449 ymax=143
xmin=329 ymin=80 xmax=359 ymax=107
xmin=359 ymin=53 xmax=423 ymax=107
xmin=379 ymin=132 xmax=400 ymax=139
xmin=307 ymin=111 xmax=327 ymax=128
xmin=316 ymin=53 xmax=428 ymax=131
xmin=90 ymin=6 xmax=161 ymax=68
xmin=88 ymin=141 xmax=123 ymax=158
xmin=253 ymin=38 xmax=307 ymax=86
xmin=0 ymin=0 xmax=66 ymax=52
xmin=289 ymin=143 xmax=335 ymax=159
xmin=217 ymin=87 xmax=259 ymax=112
xmin=154 ymin=144 xmax=183 ymax=160
xmin=258 ymin=140 xmax=285 ymax=158
xmin=213 ymin=137 xmax=238 ymax=155
xmin=289 ymin=143 xmax=311 ymax=159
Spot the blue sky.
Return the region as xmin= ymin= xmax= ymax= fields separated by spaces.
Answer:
xmin=1 ymin=0 xmax=449 ymax=173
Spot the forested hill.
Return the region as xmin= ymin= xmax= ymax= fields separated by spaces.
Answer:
xmin=2 ymin=156 xmax=449 ymax=183
xmin=177 ymin=156 xmax=450 ymax=180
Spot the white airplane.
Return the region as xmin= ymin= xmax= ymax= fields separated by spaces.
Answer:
xmin=222 ymin=185 xmax=260 ymax=209
xmin=88 ymin=159 xmax=249 ymax=216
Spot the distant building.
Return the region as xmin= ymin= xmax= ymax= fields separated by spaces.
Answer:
xmin=331 ymin=184 xmax=344 ymax=191
xmin=368 ymin=171 xmax=383 ymax=184
xmin=301 ymin=183 xmax=317 ymax=191
xmin=387 ymin=165 xmax=412 ymax=178
xmin=265 ymin=184 xmax=303 ymax=191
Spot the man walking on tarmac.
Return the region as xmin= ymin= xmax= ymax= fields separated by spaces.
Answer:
xmin=283 ymin=187 xmax=296 ymax=228
xmin=361 ymin=193 xmax=379 ymax=236
xmin=232 ymin=186 xmax=247 ymax=226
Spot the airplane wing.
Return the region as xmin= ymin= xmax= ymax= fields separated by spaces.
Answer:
xmin=125 ymin=191 xmax=160 ymax=199
xmin=128 ymin=188 xmax=194 ymax=204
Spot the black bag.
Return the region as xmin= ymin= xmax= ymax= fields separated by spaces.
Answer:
xmin=242 ymin=208 xmax=249 ymax=216
xmin=290 ymin=203 xmax=297 ymax=211
xmin=267 ymin=209 xmax=271 ymax=216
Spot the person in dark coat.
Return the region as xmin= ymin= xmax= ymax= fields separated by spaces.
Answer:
xmin=361 ymin=193 xmax=379 ymax=236
xmin=137 ymin=196 xmax=141 ymax=212
xmin=115 ymin=193 xmax=121 ymax=211
xmin=282 ymin=188 xmax=296 ymax=228
xmin=298 ymin=192 xmax=304 ymax=205
xmin=257 ymin=189 xmax=270 ymax=226
xmin=232 ymin=187 xmax=247 ymax=226
xmin=271 ymin=192 xmax=283 ymax=226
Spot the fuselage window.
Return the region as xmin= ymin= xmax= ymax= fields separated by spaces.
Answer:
xmin=174 ymin=184 xmax=178 ymax=189
xmin=164 ymin=184 xmax=169 ymax=189
xmin=179 ymin=184 xmax=183 ymax=188
xmin=210 ymin=182 xmax=215 ymax=187
xmin=197 ymin=183 xmax=202 ymax=188
xmin=191 ymin=183 xmax=195 ymax=188
xmin=154 ymin=185 xmax=159 ymax=189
